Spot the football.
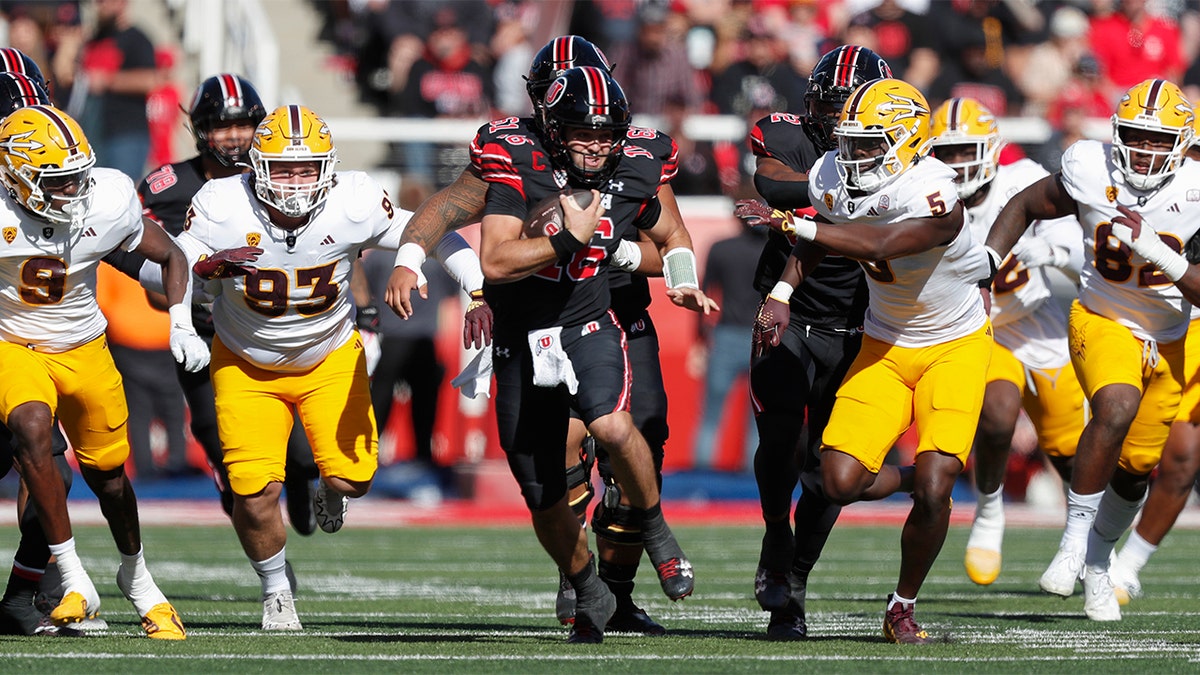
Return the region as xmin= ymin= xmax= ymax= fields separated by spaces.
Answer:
xmin=521 ymin=190 xmax=595 ymax=238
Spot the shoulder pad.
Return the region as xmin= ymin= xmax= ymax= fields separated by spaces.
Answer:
xmin=336 ymin=171 xmax=386 ymax=223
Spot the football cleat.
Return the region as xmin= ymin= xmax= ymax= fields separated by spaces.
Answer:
xmin=555 ymin=571 xmax=576 ymax=625
xmin=140 ymin=602 xmax=186 ymax=640
xmin=313 ymin=478 xmax=348 ymax=534
xmin=262 ymin=590 xmax=302 ymax=631
xmin=964 ymin=548 xmax=1002 ymax=586
xmin=1108 ymin=558 xmax=1142 ymax=606
xmin=1082 ymin=566 xmax=1121 ymax=621
xmin=754 ymin=566 xmax=792 ymax=611
xmin=883 ymin=594 xmax=929 ymax=645
xmin=1039 ymin=543 xmax=1085 ymax=598
xmin=0 ymin=598 xmax=59 ymax=636
xmin=766 ymin=598 xmax=807 ymax=641
xmin=606 ymin=600 xmax=666 ymax=636
xmin=49 ymin=585 xmax=100 ymax=627
xmin=567 ymin=583 xmax=615 ymax=645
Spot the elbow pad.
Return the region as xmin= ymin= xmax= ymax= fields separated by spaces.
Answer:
xmin=754 ymin=175 xmax=811 ymax=210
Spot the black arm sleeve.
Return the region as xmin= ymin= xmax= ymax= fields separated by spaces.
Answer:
xmin=632 ymin=196 xmax=663 ymax=231
xmin=754 ymin=174 xmax=811 ymax=210
xmin=102 ymin=249 xmax=149 ymax=282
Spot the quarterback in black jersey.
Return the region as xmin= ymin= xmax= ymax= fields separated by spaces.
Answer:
xmin=474 ymin=65 xmax=714 ymax=643
xmin=383 ymin=36 xmax=702 ymax=636
xmin=733 ymin=45 xmax=890 ymax=641
xmin=133 ymin=75 xmax=319 ymax=536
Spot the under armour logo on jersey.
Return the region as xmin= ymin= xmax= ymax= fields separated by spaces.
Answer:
xmin=494 ymin=347 xmax=510 ymax=359
xmin=608 ymin=180 xmax=624 ymax=192
xmin=81 ymin=226 xmax=97 ymax=237
xmin=1168 ymin=203 xmax=1181 ymax=212
xmin=320 ymin=235 xmax=336 ymax=245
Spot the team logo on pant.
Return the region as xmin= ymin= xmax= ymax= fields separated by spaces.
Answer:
xmin=2 ymin=227 xmax=13 ymax=244
xmin=582 ymin=321 xmax=600 ymax=335
xmin=246 ymin=232 xmax=261 ymax=247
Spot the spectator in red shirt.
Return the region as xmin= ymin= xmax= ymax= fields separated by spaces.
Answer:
xmin=1089 ymin=0 xmax=1183 ymax=100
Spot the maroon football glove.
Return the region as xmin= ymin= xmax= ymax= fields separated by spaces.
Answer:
xmin=734 ymin=199 xmax=792 ymax=233
xmin=752 ymin=296 xmax=790 ymax=357
xmin=463 ymin=293 xmax=493 ymax=349
xmin=193 ymin=246 xmax=263 ymax=280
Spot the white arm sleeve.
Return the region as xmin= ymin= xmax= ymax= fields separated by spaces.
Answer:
xmin=432 ymin=231 xmax=484 ymax=292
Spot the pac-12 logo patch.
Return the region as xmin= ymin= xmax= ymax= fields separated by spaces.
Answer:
xmin=246 ymin=233 xmax=261 ymax=247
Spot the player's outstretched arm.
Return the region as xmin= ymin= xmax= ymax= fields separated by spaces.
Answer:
xmin=387 ymin=167 xmax=489 ymax=318
xmin=787 ymin=203 xmax=966 ymax=261
xmin=753 ymin=156 xmax=811 ymax=211
xmin=986 ymin=173 xmax=1076 ymax=260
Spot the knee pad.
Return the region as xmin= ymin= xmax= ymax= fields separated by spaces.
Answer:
xmin=591 ymin=481 xmax=643 ymax=545
xmin=566 ymin=436 xmax=597 ymax=520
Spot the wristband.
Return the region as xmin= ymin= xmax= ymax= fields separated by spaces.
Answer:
xmin=468 ymin=288 xmax=485 ymax=300
xmin=550 ymin=228 xmax=587 ymax=261
xmin=168 ymin=303 xmax=193 ymax=330
xmin=394 ymin=242 xmax=426 ymax=274
xmin=662 ymin=248 xmax=699 ymax=289
xmin=768 ymin=280 xmax=794 ymax=304
xmin=791 ymin=214 xmax=818 ymax=241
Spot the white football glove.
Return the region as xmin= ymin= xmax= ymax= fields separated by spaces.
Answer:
xmin=168 ymin=304 xmax=211 ymax=372
xmin=1011 ymin=238 xmax=1069 ymax=269
xmin=1111 ymin=207 xmax=1189 ymax=282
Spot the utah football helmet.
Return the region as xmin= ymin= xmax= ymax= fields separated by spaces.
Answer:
xmin=1111 ymin=79 xmax=1194 ymax=191
xmin=0 ymin=48 xmax=48 ymax=96
xmin=542 ymin=66 xmax=631 ymax=188
xmin=834 ymin=78 xmax=931 ymax=193
xmin=0 ymin=72 xmax=51 ymax=118
xmin=249 ymin=105 xmax=337 ymax=218
xmin=804 ymin=45 xmax=893 ymax=152
xmin=526 ymin=35 xmax=611 ymax=130
xmin=0 ymin=105 xmax=95 ymax=225
xmin=930 ymin=97 xmax=1001 ymax=199
xmin=189 ymin=74 xmax=267 ymax=167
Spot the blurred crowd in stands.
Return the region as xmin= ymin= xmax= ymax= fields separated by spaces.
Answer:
xmin=313 ymin=0 xmax=1200 ymax=196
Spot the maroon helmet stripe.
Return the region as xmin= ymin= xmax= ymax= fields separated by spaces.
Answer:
xmin=33 ymin=106 xmax=78 ymax=154
xmin=1143 ymin=79 xmax=1165 ymax=113
xmin=288 ymin=105 xmax=303 ymax=139
xmin=948 ymin=98 xmax=962 ymax=130
xmin=844 ymin=81 xmax=873 ymax=121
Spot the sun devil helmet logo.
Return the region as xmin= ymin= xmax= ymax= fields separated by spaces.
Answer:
xmin=0 ymin=129 xmax=42 ymax=160
xmin=876 ymin=93 xmax=928 ymax=121
xmin=246 ymin=232 xmax=261 ymax=247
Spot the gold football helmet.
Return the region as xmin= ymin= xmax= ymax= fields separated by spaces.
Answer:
xmin=249 ymin=104 xmax=337 ymax=217
xmin=1111 ymin=79 xmax=1193 ymax=191
xmin=930 ymin=97 xmax=1001 ymax=199
xmin=0 ymin=105 xmax=95 ymax=225
xmin=834 ymin=78 xmax=932 ymax=193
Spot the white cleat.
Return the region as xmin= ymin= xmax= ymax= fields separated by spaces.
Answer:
xmin=1039 ymin=543 xmax=1085 ymax=598
xmin=1082 ymin=566 xmax=1122 ymax=621
xmin=1108 ymin=558 xmax=1142 ymax=606
xmin=313 ymin=479 xmax=348 ymax=534
xmin=262 ymin=590 xmax=302 ymax=631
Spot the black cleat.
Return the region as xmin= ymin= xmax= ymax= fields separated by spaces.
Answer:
xmin=566 ymin=617 xmax=604 ymax=644
xmin=606 ymin=600 xmax=666 ymax=636
xmin=754 ymin=566 xmax=792 ymax=611
xmin=0 ymin=599 xmax=59 ymax=636
xmin=567 ymin=582 xmax=615 ymax=644
xmin=555 ymin=571 xmax=576 ymax=625
xmin=766 ymin=598 xmax=807 ymax=641
xmin=652 ymin=556 xmax=694 ymax=601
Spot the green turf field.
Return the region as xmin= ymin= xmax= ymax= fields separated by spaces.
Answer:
xmin=4 ymin=519 xmax=1200 ymax=673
